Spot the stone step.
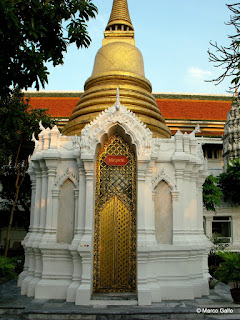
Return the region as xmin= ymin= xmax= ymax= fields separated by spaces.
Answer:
xmin=206 ymin=316 xmax=240 ymax=320
xmin=0 ymin=307 xmax=24 ymax=319
xmin=23 ymin=313 xmax=205 ymax=320
xmin=91 ymin=293 xmax=138 ymax=300
xmin=0 ymin=308 xmax=240 ymax=320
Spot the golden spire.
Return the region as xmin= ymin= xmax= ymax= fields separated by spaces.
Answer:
xmin=105 ymin=0 xmax=134 ymax=31
xmin=103 ymin=0 xmax=135 ymax=46
xmin=62 ymin=0 xmax=171 ymax=139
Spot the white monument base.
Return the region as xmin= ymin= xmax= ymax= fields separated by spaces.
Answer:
xmin=19 ymin=99 xmax=211 ymax=305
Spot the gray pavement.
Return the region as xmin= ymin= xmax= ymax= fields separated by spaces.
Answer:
xmin=0 ymin=280 xmax=240 ymax=320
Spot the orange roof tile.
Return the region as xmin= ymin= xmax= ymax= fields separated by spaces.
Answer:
xmin=28 ymin=97 xmax=79 ymax=118
xmin=28 ymin=97 xmax=232 ymax=122
xmin=156 ymin=99 xmax=231 ymax=121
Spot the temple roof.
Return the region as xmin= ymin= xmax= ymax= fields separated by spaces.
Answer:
xmin=26 ymin=93 xmax=232 ymax=137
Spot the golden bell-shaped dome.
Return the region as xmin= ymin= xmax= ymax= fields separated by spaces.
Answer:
xmin=92 ymin=42 xmax=144 ymax=77
xmin=63 ymin=0 xmax=171 ymax=138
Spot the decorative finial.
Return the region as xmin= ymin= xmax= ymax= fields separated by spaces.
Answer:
xmin=190 ymin=124 xmax=201 ymax=137
xmin=115 ymin=87 xmax=121 ymax=111
xmin=39 ymin=120 xmax=45 ymax=131
xmin=31 ymin=133 xmax=39 ymax=149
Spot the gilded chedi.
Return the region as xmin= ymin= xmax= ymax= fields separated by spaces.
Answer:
xmin=63 ymin=0 xmax=171 ymax=138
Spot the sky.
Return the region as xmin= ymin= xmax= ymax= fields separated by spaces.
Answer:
xmin=36 ymin=0 xmax=238 ymax=94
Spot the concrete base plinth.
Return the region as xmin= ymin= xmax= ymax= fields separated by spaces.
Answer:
xmin=35 ymin=279 xmax=71 ymax=300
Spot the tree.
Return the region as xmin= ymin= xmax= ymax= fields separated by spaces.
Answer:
xmin=203 ymin=175 xmax=223 ymax=212
xmin=218 ymin=159 xmax=240 ymax=205
xmin=208 ymin=3 xmax=240 ymax=91
xmin=0 ymin=0 xmax=98 ymax=99
xmin=0 ymin=89 xmax=56 ymax=256
xmin=0 ymin=0 xmax=97 ymax=256
xmin=0 ymin=167 xmax=31 ymax=232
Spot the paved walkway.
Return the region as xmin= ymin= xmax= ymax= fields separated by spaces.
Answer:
xmin=0 ymin=280 xmax=240 ymax=319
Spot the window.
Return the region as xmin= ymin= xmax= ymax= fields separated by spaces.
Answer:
xmin=203 ymin=145 xmax=223 ymax=160
xmin=212 ymin=216 xmax=232 ymax=243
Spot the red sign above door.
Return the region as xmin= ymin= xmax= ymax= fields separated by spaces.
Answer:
xmin=104 ymin=155 xmax=129 ymax=166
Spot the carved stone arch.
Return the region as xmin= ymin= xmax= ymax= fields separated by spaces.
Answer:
xmin=152 ymin=169 xmax=176 ymax=192
xmin=53 ymin=168 xmax=78 ymax=191
xmin=97 ymin=123 xmax=137 ymax=156
xmin=80 ymin=99 xmax=153 ymax=157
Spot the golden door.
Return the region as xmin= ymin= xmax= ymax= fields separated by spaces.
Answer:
xmin=93 ymin=135 xmax=136 ymax=293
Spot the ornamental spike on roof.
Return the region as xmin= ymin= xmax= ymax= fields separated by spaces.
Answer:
xmin=105 ymin=0 xmax=134 ymax=31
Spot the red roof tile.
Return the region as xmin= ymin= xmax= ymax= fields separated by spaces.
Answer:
xmin=28 ymin=97 xmax=232 ymax=122
xmin=28 ymin=97 xmax=79 ymax=118
xmin=156 ymin=99 xmax=231 ymax=121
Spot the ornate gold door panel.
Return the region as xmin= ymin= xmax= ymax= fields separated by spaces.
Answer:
xmin=93 ymin=135 xmax=136 ymax=293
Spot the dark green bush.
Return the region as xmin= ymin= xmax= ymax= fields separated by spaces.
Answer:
xmin=0 ymin=256 xmax=17 ymax=280
xmin=214 ymin=251 xmax=240 ymax=288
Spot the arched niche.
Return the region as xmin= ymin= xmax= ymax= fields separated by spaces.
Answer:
xmin=154 ymin=180 xmax=173 ymax=245
xmin=96 ymin=124 xmax=137 ymax=156
xmin=57 ymin=179 xmax=75 ymax=244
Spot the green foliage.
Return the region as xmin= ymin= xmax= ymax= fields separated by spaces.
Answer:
xmin=0 ymin=256 xmax=17 ymax=280
xmin=203 ymin=175 xmax=223 ymax=212
xmin=0 ymin=89 xmax=56 ymax=256
xmin=0 ymin=0 xmax=98 ymax=98
xmin=209 ymin=234 xmax=229 ymax=255
xmin=218 ymin=159 xmax=240 ymax=205
xmin=208 ymin=234 xmax=229 ymax=277
xmin=214 ymin=251 xmax=240 ymax=288
xmin=0 ymin=0 xmax=97 ymax=255
xmin=0 ymin=88 xmax=56 ymax=168
xmin=0 ymin=168 xmax=31 ymax=231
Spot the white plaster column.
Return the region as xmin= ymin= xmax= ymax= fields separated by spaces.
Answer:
xmin=27 ymin=247 xmax=42 ymax=297
xmin=76 ymin=156 xmax=94 ymax=305
xmin=18 ymin=168 xmax=36 ymax=286
xmin=30 ymin=161 xmax=42 ymax=237
xmin=67 ymin=251 xmax=82 ymax=302
xmin=205 ymin=216 xmax=213 ymax=239
xmin=21 ymin=161 xmax=42 ymax=294
xmin=51 ymin=189 xmax=60 ymax=239
xmin=137 ymin=158 xmax=151 ymax=245
xmin=73 ymin=160 xmax=86 ymax=243
xmin=80 ymin=156 xmax=94 ymax=244
xmin=28 ymin=160 xmax=48 ymax=295
xmin=67 ymin=156 xmax=82 ymax=302
xmin=18 ymin=247 xmax=30 ymax=285
xmin=39 ymin=160 xmax=48 ymax=234
xmin=171 ymin=190 xmax=180 ymax=244
xmin=143 ymin=160 xmax=157 ymax=244
xmin=74 ymin=189 xmax=79 ymax=236
xmin=21 ymin=247 xmax=36 ymax=295
xmin=137 ymin=250 xmax=152 ymax=306
xmin=172 ymin=160 xmax=186 ymax=244
xmin=75 ymin=251 xmax=92 ymax=305
xmin=41 ymin=157 xmax=59 ymax=244
xmin=27 ymin=167 xmax=37 ymax=235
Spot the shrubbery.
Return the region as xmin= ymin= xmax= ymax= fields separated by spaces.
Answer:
xmin=0 ymin=256 xmax=17 ymax=280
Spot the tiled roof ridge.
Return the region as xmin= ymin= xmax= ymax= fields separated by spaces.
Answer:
xmin=24 ymin=91 xmax=233 ymax=101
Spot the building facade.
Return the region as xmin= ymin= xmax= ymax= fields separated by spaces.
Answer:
xmin=17 ymin=0 xmax=216 ymax=305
